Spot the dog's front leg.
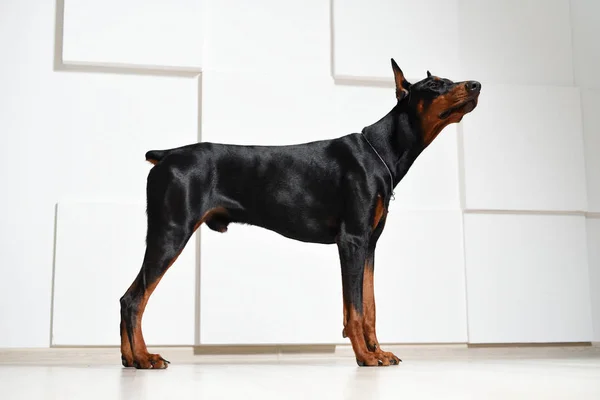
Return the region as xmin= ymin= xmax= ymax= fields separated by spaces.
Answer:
xmin=362 ymin=250 xmax=401 ymax=365
xmin=337 ymin=232 xmax=386 ymax=366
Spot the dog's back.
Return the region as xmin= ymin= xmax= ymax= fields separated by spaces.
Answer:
xmin=144 ymin=134 xmax=375 ymax=243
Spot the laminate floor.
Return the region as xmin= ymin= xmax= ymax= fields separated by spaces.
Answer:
xmin=1 ymin=346 xmax=599 ymax=399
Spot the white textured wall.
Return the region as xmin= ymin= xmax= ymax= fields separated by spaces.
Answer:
xmin=332 ymin=0 xmax=593 ymax=345
xmin=571 ymin=0 xmax=600 ymax=342
xmin=0 ymin=0 xmax=199 ymax=347
xmin=0 ymin=0 xmax=597 ymax=348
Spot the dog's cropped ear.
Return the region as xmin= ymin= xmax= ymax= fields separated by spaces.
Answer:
xmin=391 ymin=58 xmax=410 ymax=101
xmin=427 ymin=70 xmax=432 ymax=78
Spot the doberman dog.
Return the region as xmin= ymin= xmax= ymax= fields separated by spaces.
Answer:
xmin=119 ymin=59 xmax=481 ymax=368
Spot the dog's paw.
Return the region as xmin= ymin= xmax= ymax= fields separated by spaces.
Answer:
xmin=133 ymin=353 xmax=170 ymax=369
xmin=121 ymin=354 xmax=135 ymax=368
xmin=355 ymin=349 xmax=401 ymax=367
xmin=355 ymin=353 xmax=385 ymax=367
xmin=374 ymin=349 xmax=401 ymax=365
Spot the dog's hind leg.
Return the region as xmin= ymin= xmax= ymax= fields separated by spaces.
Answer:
xmin=119 ymin=232 xmax=187 ymax=369
xmin=119 ymin=164 xmax=202 ymax=369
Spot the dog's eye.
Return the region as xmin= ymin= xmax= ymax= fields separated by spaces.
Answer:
xmin=429 ymin=81 xmax=442 ymax=90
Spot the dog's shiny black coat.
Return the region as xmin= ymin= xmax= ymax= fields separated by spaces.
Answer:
xmin=145 ymin=128 xmax=414 ymax=244
xmin=120 ymin=59 xmax=481 ymax=368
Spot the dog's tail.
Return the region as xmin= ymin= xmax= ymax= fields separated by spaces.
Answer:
xmin=145 ymin=149 xmax=170 ymax=165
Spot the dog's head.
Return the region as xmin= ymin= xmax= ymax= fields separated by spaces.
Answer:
xmin=391 ymin=58 xmax=481 ymax=145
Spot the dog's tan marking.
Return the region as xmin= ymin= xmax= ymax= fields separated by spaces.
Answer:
xmin=362 ymin=261 xmax=376 ymax=349
xmin=372 ymin=195 xmax=385 ymax=230
xmin=420 ymin=85 xmax=472 ymax=146
xmin=130 ymin=249 xmax=182 ymax=368
xmin=345 ymin=305 xmax=383 ymax=366
xmin=362 ymin=259 xmax=401 ymax=365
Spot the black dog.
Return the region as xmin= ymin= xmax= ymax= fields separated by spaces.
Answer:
xmin=119 ymin=59 xmax=481 ymax=368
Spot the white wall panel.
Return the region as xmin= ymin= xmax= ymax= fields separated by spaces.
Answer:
xmin=333 ymin=0 xmax=460 ymax=81
xmin=581 ymin=89 xmax=600 ymax=212
xmin=63 ymin=0 xmax=203 ymax=69
xmin=200 ymin=70 xmax=340 ymax=344
xmin=464 ymin=214 xmax=592 ymax=343
xmin=54 ymin=73 xmax=197 ymax=204
xmin=48 ymin=72 xmax=198 ymax=346
xmin=0 ymin=0 xmax=198 ymax=347
xmin=334 ymin=84 xmax=461 ymax=210
xmin=462 ymin=85 xmax=587 ymax=211
xmin=202 ymin=71 xmax=335 ymax=145
xmin=375 ymin=210 xmax=467 ymax=343
xmin=0 ymin=0 xmax=57 ymax=349
xmin=52 ymin=203 xmax=196 ymax=345
xmin=459 ymin=0 xmax=573 ymax=85
xmin=199 ymin=225 xmax=342 ymax=344
xmin=394 ymin=129 xmax=460 ymax=210
xmin=333 ymin=85 xmax=396 ymax=137
xmin=571 ymin=0 xmax=600 ymax=88
xmin=203 ymin=0 xmax=329 ymax=74
xmin=587 ymin=218 xmax=600 ymax=342
xmin=200 ymin=212 xmax=467 ymax=345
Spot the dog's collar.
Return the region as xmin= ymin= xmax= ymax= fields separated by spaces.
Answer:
xmin=360 ymin=133 xmax=395 ymax=201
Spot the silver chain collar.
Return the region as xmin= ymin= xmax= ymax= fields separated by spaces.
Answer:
xmin=360 ymin=133 xmax=396 ymax=201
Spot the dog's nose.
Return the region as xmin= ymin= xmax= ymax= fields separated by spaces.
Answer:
xmin=466 ymin=81 xmax=481 ymax=92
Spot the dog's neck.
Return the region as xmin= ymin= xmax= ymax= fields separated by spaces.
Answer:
xmin=361 ymin=103 xmax=426 ymax=188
